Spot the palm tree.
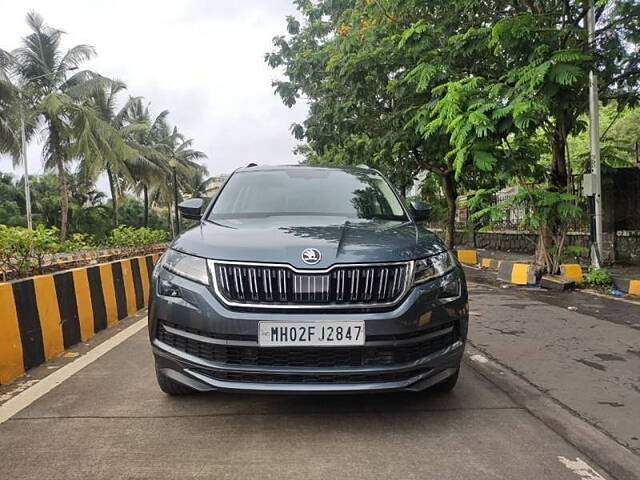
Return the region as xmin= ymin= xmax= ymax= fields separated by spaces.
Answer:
xmin=13 ymin=12 xmax=120 ymax=240
xmin=0 ymin=48 xmax=21 ymax=159
xmin=80 ymin=80 xmax=158 ymax=227
xmin=186 ymin=170 xmax=212 ymax=199
xmin=124 ymin=99 xmax=174 ymax=227
xmin=158 ymin=126 xmax=208 ymax=235
xmin=125 ymin=100 xmax=207 ymax=232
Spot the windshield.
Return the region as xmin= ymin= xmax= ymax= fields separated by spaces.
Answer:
xmin=208 ymin=168 xmax=407 ymax=221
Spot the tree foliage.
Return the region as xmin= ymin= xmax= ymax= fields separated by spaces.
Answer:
xmin=0 ymin=12 xmax=209 ymax=240
xmin=268 ymin=0 xmax=640 ymax=268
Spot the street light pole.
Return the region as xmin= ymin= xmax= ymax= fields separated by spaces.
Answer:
xmin=13 ymin=66 xmax=78 ymax=231
xmin=18 ymin=91 xmax=33 ymax=230
xmin=171 ymin=162 xmax=180 ymax=235
xmin=587 ymin=1 xmax=603 ymax=267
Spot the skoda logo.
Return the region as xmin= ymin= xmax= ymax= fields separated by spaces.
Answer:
xmin=301 ymin=248 xmax=321 ymax=265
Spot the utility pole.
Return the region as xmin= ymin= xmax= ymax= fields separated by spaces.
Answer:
xmin=13 ymin=66 xmax=78 ymax=230
xmin=587 ymin=1 xmax=603 ymax=267
xmin=170 ymin=160 xmax=180 ymax=235
xmin=18 ymin=91 xmax=33 ymax=230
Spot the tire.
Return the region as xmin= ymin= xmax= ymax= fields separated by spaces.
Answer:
xmin=431 ymin=368 xmax=460 ymax=393
xmin=155 ymin=366 xmax=196 ymax=396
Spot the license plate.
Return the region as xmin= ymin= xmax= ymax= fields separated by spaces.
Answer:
xmin=258 ymin=321 xmax=365 ymax=347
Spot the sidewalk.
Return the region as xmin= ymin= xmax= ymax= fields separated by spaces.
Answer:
xmin=459 ymin=246 xmax=640 ymax=296
xmin=465 ymin=268 xmax=640 ymax=457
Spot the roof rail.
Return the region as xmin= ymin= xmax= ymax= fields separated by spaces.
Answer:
xmin=246 ymin=163 xmax=258 ymax=168
xmin=356 ymin=164 xmax=372 ymax=169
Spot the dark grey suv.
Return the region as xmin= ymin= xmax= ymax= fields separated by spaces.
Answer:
xmin=149 ymin=165 xmax=468 ymax=395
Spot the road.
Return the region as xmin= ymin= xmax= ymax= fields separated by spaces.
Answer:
xmin=1 ymin=278 xmax=638 ymax=479
xmin=465 ymin=269 xmax=640 ymax=456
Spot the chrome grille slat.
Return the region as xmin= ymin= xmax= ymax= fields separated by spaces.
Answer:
xmin=212 ymin=261 xmax=411 ymax=308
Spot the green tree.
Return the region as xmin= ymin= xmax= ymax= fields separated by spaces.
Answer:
xmin=125 ymin=100 xmax=172 ymax=227
xmin=153 ymin=121 xmax=208 ymax=234
xmin=123 ymin=100 xmax=207 ymax=231
xmin=185 ymin=170 xmax=212 ymax=199
xmin=0 ymin=48 xmax=21 ymax=158
xmin=569 ymin=103 xmax=640 ymax=169
xmin=80 ymin=80 xmax=160 ymax=228
xmin=0 ymin=173 xmax=24 ymax=226
xmin=266 ymin=1 xmax=463 ymax=247
xmin=13 ymin=12 xmax=129 ymax=240
xmin=397 ymin=0 xmax=640 ymax=269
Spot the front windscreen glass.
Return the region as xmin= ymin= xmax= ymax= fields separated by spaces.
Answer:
xmin=208 ymin=168 xmax=407 ymax=221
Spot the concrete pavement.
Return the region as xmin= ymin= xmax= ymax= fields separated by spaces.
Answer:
xmin=0 ymin=322 xmax=615 ymax=480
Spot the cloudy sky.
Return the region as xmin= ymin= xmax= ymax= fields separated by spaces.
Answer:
xmin=0 ymin=0 xmax=307 ymax=187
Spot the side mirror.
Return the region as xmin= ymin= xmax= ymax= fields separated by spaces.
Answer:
xmin=410 ymin=200 xmax=432 ymax=222
xmin=178 ymin=198 xmax=204 ymax=220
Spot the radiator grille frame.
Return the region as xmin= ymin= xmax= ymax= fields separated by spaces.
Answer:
xmin=208 ymin=259 xmax=415 ymax=310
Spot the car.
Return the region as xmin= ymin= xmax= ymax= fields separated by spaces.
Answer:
xmin=149 ymin=164 xmax=468 ymax=395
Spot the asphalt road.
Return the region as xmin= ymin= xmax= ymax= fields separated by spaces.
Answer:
xmin=464 ymin=270 xmax=640 ymax=457
xmin=0 ymin=316 xmax=614 ymax=480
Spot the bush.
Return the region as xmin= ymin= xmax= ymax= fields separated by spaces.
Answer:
xmin=59 ymin=233 xmax=96 ymax=252
xmin=0 ymin=225 xmax=59 ymax=279
xmin=108 ymin=226 xmax=169 ymax=251
xmin=585 ymin=266 xmax=612 ymax=289
xmin=0 ymin=224 xmax=168 ymax=280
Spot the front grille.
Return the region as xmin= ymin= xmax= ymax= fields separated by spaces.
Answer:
xmin=190 ymin=367 xmax=429 ymax=385
xmin=157 ymin=321 xmax=457 ymax=368
xmin=212 ymin=261 xmax=411 ymax=308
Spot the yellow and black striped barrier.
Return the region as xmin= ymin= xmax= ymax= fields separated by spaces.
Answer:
xmin=613 ymin=277 xmax=640 ymax=297
xmin=0 ymin=253 xmax=161 ymax=385
xmin=479 ymin=257 xmax=502 ymax=270
xmin=497 ymin=261 xmax=537 ymax=285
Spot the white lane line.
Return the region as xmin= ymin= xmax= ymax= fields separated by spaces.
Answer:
xmin=557 ymin=457 xmax=607 ymax=480
xmin=0 ymin=318 xmax=147 ymax=425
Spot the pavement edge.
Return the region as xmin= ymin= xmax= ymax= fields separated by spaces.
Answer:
xmin=464 ymin=343 xmax=640 ymax=480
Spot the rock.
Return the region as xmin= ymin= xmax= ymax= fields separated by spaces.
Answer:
xmin=540 ymin=275 xmax=575 ymax=291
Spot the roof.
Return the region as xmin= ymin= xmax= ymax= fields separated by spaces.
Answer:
xmin=234 ymin=164 xmax=377 ymax=174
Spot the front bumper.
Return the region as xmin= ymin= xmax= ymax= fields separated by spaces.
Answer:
xmin=149 ymin=267 xmax=468 ymax=393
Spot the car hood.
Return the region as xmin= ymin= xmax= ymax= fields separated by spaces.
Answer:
xmin=172 ymin=216 xmax=445 ymax=269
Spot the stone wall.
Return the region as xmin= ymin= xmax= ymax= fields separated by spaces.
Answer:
xmin=616 ymin=231 xmax=640 ymax=264
xmin=431 ymin=228 xmax=640 ymax=264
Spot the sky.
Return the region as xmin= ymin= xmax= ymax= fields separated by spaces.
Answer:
xmin=0 ymin=0 xmax=307 ymax=189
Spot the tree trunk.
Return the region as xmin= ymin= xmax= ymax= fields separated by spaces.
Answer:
xmin=550 ymin=125 xmax=568 ymax=193
xmin=48 ymin=121 xmax=68 ymax=241
xmin=106 ymin=165 xmax=119 ymax=227
xmin=56 ymin=155 xmax=69 ymax=242
xmin=536 ymin=120 xmax=569 ymax=271
xmin=143 ymin=185 xmax=149 ymax=227
xmin=535 ymin=225 xmax=552 ymax=268
xmin=441 ymin=170 xmax=457 ymax=250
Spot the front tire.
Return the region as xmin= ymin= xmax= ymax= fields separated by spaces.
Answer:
xmin=155 ymin=366 xmax=195 ymax=396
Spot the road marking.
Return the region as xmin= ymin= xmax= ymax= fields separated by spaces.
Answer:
xmin=557 ymin=457 xmax=606 ymax=480
xmin=469 ymin=354 xmax=489 ymax=364
xmin=0 ymin=318 xmax=146 ymax=425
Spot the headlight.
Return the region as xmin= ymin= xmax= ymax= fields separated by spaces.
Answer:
xmin=162 ymin=249 xmax=210 ymax=285
xmin=413 ymin=251 xmax=457 ymax=285
xmin=438 ymin=274 xmax=461 ymax=298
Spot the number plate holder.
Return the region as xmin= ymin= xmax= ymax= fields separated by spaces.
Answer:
xmin=258 ymin=321 xmax=365 ymax=347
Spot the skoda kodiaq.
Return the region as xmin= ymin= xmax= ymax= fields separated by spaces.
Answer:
xmin=149 ymin=165 xmax=468 ymax=394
